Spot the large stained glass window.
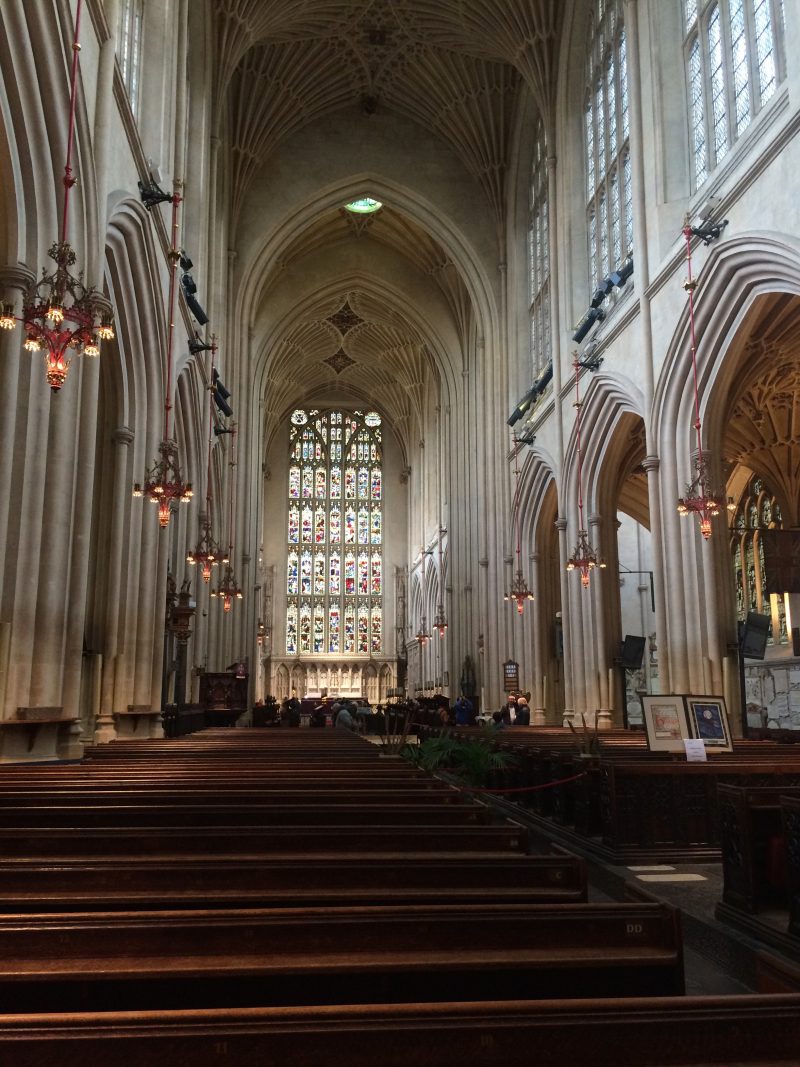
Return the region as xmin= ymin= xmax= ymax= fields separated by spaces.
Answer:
xmin=730 ymin=474 xmax=786 ymax=644
xmin=286 ymin=410 xmax=383 ymax=655
xmin=683 ymin=0 xmax=785 ymax=189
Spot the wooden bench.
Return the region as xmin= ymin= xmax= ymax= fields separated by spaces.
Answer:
xmin=0 ymin=801 xmax=497 ymax=828
xmin=0 ymin=901 xmax=684 ymax=1013
xmin=0 ymin=817 xmax=528 ymax=855
xmin=716 ymin=784 xmax=800 ymax=916
xmin=781 ymin=794 xmax=800 ymax=939
xmin=1 ymin=994 xmax=799 ymax=1066
xmin=0 ymin=787 xmax=471 ymax=807
xmin=598 ymin=759 xmax=800 ymax=862
xmin=0 ymin=853 xmax=586 ymax=911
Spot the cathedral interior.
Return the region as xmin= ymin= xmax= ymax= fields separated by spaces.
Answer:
xmin=1 ymin=0 xmax=800 ymax=1061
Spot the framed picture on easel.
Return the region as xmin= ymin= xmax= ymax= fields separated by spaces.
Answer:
xmin=684 ymin=696 xmax=733 ymax=752
xmin=641 ymin=695 xmax=690 ymax=753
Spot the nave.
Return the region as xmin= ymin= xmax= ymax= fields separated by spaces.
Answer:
xmin=0 ymin=728 xmax=799 ymax=1065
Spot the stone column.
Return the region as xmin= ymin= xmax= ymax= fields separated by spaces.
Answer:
xmin=530 ymin=552 xmax=546 ymax=725
xmin=95 ymin=426 xmax=134 ymax=742
xmin=556 ymin=517 xmax=574 ymax=722
xmin=589 ymin=513 xmax=612 ymax=729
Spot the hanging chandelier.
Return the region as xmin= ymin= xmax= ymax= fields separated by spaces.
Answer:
xmin=187 ymin=337 xmax=223 ymax=578
xmin=416 ymin=616 xmax=431 ymax=645
xmin=504 ymin=435 xmax=534 ymax=613
xmin=211 ymin=424 xmax=242 ymax=611
xmin=186 ymin=513 xmax=222 ymax=581
xmin=210 ymin=562 xmax=243 ymax=613
xmin=133 ymin=438 xmax=193 ymax=527
xmin=675 ymin=217 xmax=725 ymax=540
xmin=133 ymin=183 xmax=192 ymax=527
xmin=433 ymin=523 xmax=448 ymax=636
xmin=3 ymin=0 xmax=114 ymax=390
xmin=566 ymin=354 xmax=605 ymax=587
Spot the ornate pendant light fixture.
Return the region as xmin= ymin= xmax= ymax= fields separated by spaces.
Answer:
xmin=505 ymin=435 xmax=534 ymax=613
xmin=132 ymin=185 xmax=192 ymax=527
xmin=3 ymin=0 xmax=114 ymax=390
xmin=186 ymin=337 xmax=223 ymax=581
xmin=676 ymin=217 xmax=725 ymax=540
xmin=211 ymin=425 xmax=242 ymax=612
xmin=566 ymin=355 xmax=605 ymax=587
xmin=433 ymin=524 xmax=447 ymax=637
xmin=415 ymin=616 xmax=431 ymax=646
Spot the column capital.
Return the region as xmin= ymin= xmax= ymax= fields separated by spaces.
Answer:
xmin=0 ymin=263 xmax=35 ymax=297
xmin=113 ymin=426 xmax=135 ymax=446
xmin=588 ymin=513 xmax=602 ymax=528
xmin=554 ymin=517 xmax=568 ymax=532
xmin=642 ymin=455 xmax=660 ymax=473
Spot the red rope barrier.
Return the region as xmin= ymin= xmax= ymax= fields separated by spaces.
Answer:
xmin=455 ymin=771 xmax=588 ymax=794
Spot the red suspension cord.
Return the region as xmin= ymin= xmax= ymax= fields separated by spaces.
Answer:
xmin=683 ymin=222 xmax=705 ymax=466
xmin=60 ymin=0 xmax=83 ymax=245
xmin=206 ymin=340 xmax=217 ymax=519
xmin=163 ymin=190 xmax=182 ymax=441
xmin=227 ymin=424 xmax=237 ymax=553
xmin=512 ymin=435 xmax=522 ymax=562
xmin=574 ymin=356 xmax=585 ymax=529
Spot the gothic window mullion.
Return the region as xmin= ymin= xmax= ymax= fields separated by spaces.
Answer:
xmin=287 ymin=408 xmax=382 ymax=657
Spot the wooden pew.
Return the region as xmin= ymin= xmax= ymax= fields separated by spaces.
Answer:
xmin=0 ymin=787 xmax=472 ymax=807
xmin=781 ymin=794 xmax=800 ymax=938
xmin=0 ymin=853 xmax=586 ymax=911
xmin=599 ymin=759 xmax=800 ymax=862
xmin=0 ymin=822 xmax=529 ymax=860
xmin=1 ymin=995 xmax=799 ymax=1067
xmin=716 ymin=784 xmax=800 ymax=916
xmin=0 ymin=801 xmax=496 ymax=828
xmin=0 ymin=901 xmax=684 ymax=1012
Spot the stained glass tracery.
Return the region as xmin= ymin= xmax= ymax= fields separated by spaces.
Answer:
xmin=287 ymin=410 xmax=383 ymax=655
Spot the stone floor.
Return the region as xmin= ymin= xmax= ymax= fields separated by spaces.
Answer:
xmin=513 ymin=809 xmax=796 ymax=996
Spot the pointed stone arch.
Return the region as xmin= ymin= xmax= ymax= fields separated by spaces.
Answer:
xmin=653 ymin=231 xmax=800 ymax=697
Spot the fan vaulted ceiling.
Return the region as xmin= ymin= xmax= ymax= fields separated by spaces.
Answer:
xmin=219 ymin=2 xmax=562 ymax=446
xmin=217 ymin=0 xmax=562 ymax=227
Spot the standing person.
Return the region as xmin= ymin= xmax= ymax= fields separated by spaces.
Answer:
xmin=335 ymin=703 xmax=355 ymax=731
xmin=500 ymin=693 xmax=517 ymax=726
xmin=454 ymin=695 xmax=473 ymax=727
xmin=514 ymin=696 xmax=531 ymax=726
xmin=286 ymin=690 xmax=301 ymax=728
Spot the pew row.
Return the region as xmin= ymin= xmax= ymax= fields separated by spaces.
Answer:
xmin=0 ymin=819 xmax=530 ymax=858
xmin=1 ymin=995 xmax=799 ymax=1067
xmin=0 ymin=901 xmax=684 ymax=1012
xmin=0 ymin=854 xmax=586 ymax=912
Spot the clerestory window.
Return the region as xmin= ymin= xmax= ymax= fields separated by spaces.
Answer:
xmin=684 ymin=0 xmax=786 ymax=189
xmin=529 ymin=118 xmax=551 ymax=376
xmin=584 ymin=0 xmax=632 ymax=291
xmin=118 ymin=0 xmax=144 ymax=115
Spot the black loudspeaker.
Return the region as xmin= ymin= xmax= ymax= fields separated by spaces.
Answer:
xmin=740 ymin=611 xmax=771 ymax=660
xmin=184 ymin=291 xmax=209 ymax=325
xmin=620 ymin=635 xmax=646 ymax=670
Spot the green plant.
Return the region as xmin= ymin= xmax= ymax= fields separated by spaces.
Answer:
xmin=402 ymin=729 xmax=517 ymax=788
xmin=567 ymin=713 xmax=601 ymax=756
xmin=377 ymin=701 xmax=415 ymax=755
